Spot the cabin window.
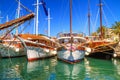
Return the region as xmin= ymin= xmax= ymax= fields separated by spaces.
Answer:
xmin=64 ymin=39 xmax=69 ymax=43
xmin=74 ymin=39 xmax=78 ymax=43
xmin=59 ymin=39 xmax=64 ymax=44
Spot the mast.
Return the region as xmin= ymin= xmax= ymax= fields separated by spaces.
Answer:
xmin=33 ymin=0 xmax=43 ymax=35
xmin=88 ymin=0 xmax=90 ymax=36
xmin=6 ymin=15 xmax=9 ymax=32
xmin=36 ymin=0 xmax=39 ymax=35
xmin=99 ymin=0 xmax=103 ymax=39
xmin=70 ymin=0 xmax=72 ymax=36
xmin=70 ymin=0 xmax=72 ymax=45
xmin=6 ymin=15 xmax=9 ymax=22
xmin=16 ymin=0 xmax=21 ymax=35
xmin=34 ymin=7 xmax=36 ymax=34
xmin=47 ymin=8 xmax=52 ymax=37
xmin=35 ymin=0 xmax=39 ymax=35
xmin=33 ymin=0 xmax=48 ymax=35
xmin=0 ymin=11 xmax=3 ymax=24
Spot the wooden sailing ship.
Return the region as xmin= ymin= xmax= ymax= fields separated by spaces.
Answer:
xmin=17 ymin=34 xmax=59 ymax=61
xmin=57 ymin=32 xmax=86 ymax=64
xmin=57 ymin=0 xmax=86 ymax=64
xmin=14 ymin=0 xmax=60 ymax=61
xmin=84 ymin=0 xmax=118 ymax=59
xmin=0 ymin=13 xmax=35 ymax=58
xmin=84 ymin=36 xmax=118 ymax=59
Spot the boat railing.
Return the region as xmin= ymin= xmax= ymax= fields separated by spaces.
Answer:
xmin=57 ymin=32 xmax=85 ymax=38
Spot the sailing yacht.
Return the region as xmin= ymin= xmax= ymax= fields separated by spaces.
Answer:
xmin=84 ymin=36 xmax=118 ymax=59
xmin=16 ymin=0 xmax=59 ymax=61
xmin=57 ymin=0 xmax=86 ymax=64
xmin=0 ymin=37 xmax=26 ymax=58
xmin=18 ymin=34 xmax=59 ymax=61
xmin=0 ymin=0 xmax=35 ymax=58
xmin=84 ymin=0 xmax=118 ymax=59
xmin=0 ymin=13 xmax=35 ymax=58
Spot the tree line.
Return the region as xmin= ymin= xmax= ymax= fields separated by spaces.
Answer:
xmin=91 ymin=21 xmax=120 ymax=41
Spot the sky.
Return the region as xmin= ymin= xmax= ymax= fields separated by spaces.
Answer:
xmin=0 ymin=0 xmax=120 ymax=37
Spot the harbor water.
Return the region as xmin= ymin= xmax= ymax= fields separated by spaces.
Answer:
xmin=0 ymin=57 xmax=120 ymax=80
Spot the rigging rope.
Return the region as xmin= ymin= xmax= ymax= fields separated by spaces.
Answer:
xmin=59 ymin=0 xmax=69 ymax=31
xmin=102 ymin=0 xmax=116 ymax=21
xmin=16 ymin=0 xmax=33 ymax=13
xmin=90 ymin=17 xmax=94 ymax=33
xmin=0 ymin=23 xmax=22 ymax=64
xmin=93 ymin=8 xmax=99 ymax=30
xmin=0 ymin=0 xmax=34 ymax=66
xmin=2 ymin=19 xmax=32 ymax=63
xmin=102 ymin=8 xmax=108 ymax=26
xmin=19 ymin=19 xmax=32 ymax=34
xmin=1 ymin=22 xmax=23 ymax=39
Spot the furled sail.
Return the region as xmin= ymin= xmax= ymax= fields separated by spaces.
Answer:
xmin=0 ymin=13 xmax=35 ymax=30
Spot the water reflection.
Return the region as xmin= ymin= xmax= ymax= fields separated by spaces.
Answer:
xmin=55 ymin=60 xmax=85 ymax=80
xmin=84 ymin=58 xmax=91 ymax=80
xmin=112 ymin=58 xmax=120 ymax=78
xmin=0 ymin=57 xmax=26 ymax=80
xmin=84 ymin=58 xmax=119 ymax=80
xmin=0 ymin=57 xmax=120 ymax=80
xmin=26 ymin=57 xmax=57 ymax=80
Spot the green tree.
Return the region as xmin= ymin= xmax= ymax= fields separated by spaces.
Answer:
xmin=91 ymin=32 xmax=98 ymax=36
xmin=112 ymin=21 xmax=120 ymax=41
xmin=96 ymin=25 xmax=107 ymax=38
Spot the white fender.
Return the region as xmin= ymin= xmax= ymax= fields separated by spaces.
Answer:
xmin=85 ymin=47 xmax=91 ymax=55
xmin=113 ymin=53 xmax=117 ymax=57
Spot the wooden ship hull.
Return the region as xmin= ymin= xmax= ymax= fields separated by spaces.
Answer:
xmin=18 ymin=34 xmax=59 ymax=61
xmin=85 ymin=41 xmax=118 ymax=59
xmin=0 ymin=39 xmax=26 ymax=58
xmin=57 ymin=34 xmax=86 ymax=64
xmin=0 ymin=13 xmax=35 ymax=58
xmin=26 ymin=42 xmax=57 ymax=61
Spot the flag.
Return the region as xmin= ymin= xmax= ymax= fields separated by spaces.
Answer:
xmin=41 ymin=0 xmax=48 ymax=16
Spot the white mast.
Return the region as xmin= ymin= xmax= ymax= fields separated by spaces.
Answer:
xmin=33 ymin=0 xmax=42 ymax=35
xmin=16 ymin=0 xmax=21 ymax=35
xmin=0 ymin=11 xmax=3 ymax=24
xmin=6 ymin=15 xmax=9 ymax=22
xmin=34 ymin=7 xmax=36 ymax=34
xmin=47 ymin=8 xmax=52 ymax=36
xmin=6 ymin=15 xmax=9 ymax=33
xmin=36 ymin=0 xmax=39 ymax=35
xmin=0 ymin=11 xmax=3 ymax=35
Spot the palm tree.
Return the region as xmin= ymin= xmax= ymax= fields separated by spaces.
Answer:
xmin=91 ymin=32 xmax=98 ymax=36
xmin=96 ymin=25 xmax=107 ymax=38
xmin=112 ymin=21 xmax=120 ymax=41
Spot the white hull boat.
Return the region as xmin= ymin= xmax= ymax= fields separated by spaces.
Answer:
xmin=0 ymin=39 xmax=26 ymax=58
xmin=57 ymin=33 xmax=86 ymax=64
xmin=18 ymin=34 xmax=59 ymax=61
